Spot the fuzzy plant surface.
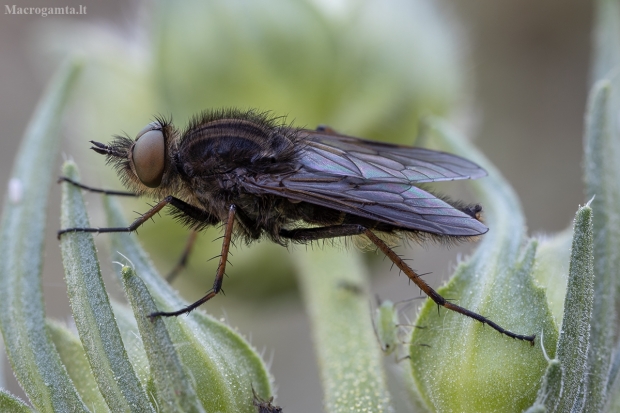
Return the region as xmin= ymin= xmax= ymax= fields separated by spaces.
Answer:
xmin=402 ymin=0 xmax=620 ymax=411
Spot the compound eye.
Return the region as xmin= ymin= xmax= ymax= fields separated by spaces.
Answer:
xmin=135 ymin=121 xmax=161 ymax=139
xmin=132 ymin=129 xmax=165 ymax=188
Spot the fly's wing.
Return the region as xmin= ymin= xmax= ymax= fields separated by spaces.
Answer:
xmin=245 ymin=172 xmax=487 ymax=237
xmin=243 ymin=130 xmax=488 ymax=237
xmin=299 ymin=129 xmax=486 ymax=183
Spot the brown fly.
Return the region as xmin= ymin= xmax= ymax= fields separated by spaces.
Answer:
xmin=58 ymin=108 xmax=535 ymax=343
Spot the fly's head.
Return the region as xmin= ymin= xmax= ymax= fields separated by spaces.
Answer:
xmin=90 ymin=117 xmax=182 ymax=197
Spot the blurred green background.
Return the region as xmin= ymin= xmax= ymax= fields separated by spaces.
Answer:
xmin=0 ymin=0 xmax=590 ymax=411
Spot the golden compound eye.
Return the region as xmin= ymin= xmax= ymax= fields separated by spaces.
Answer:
xmin=132 ymin=129 xmax=165 ymax=188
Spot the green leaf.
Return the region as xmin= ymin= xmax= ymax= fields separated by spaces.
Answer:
xmin=409 ymin=119 xmax=557 ymax=413
xmin=525 ymin=360 xmax=562 ymax=413
xmin=0 ymin=335 xmax=5 ymax=390
xmin=533 ymin=203 xmax=594 ymax=412
xmin=59 ymin=161 xmax=155 ymax=413
xmin=120 ymin=266 xmax=205 ymax=413
xmin=532 ymin=228 xmax=573 ymax=325
xmin=582 ymin=79 xmax=617 ymax=411
xmin=587 ymin=1 xmax=620 ymax=410
xmin=0 ymin=58 xmax=87 ymax=412
xmin=46 ymin=320 xmax=109 ymax=412
xmin=605 ymin=343 xmax=620 ymax=411
xmin=103 ymin=196 xmax=274 ymax=413
xmin=293 ymin=247 xmax=394 ymax=413
xmin=591 ymin=0 xmax=620 ymax=84
xmin=109 ymin=301 xmax=150 ymax=388
xmin=0 ymin=389 xmax=34 ymax=413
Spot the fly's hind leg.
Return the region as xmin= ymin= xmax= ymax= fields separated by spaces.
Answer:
xmin=279 ymin=225 xmax=536 ymax=344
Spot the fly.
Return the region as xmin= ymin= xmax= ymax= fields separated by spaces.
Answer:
xmin=58 ymin=108 xmax=535 ymax=344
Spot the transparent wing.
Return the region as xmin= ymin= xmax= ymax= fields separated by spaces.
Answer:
xmin=244 ymin=171 xmax=488 ymax=237
xmin=298 ymin=129 xmax=486 ymax=183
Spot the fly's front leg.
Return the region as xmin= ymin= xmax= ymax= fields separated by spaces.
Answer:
xmin=58 ymin=176 xmax=137 ymax=196
xmin=58 ymin=197 xmax=170 ymax=238
xmin=150 ymin=204 xmax=237 ymax=318
xmin=57 ymin=195 xmax=207 ymax=238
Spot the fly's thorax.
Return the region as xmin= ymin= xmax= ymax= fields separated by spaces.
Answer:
xmin=175 ymin=111 xmax=301 ymax=180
